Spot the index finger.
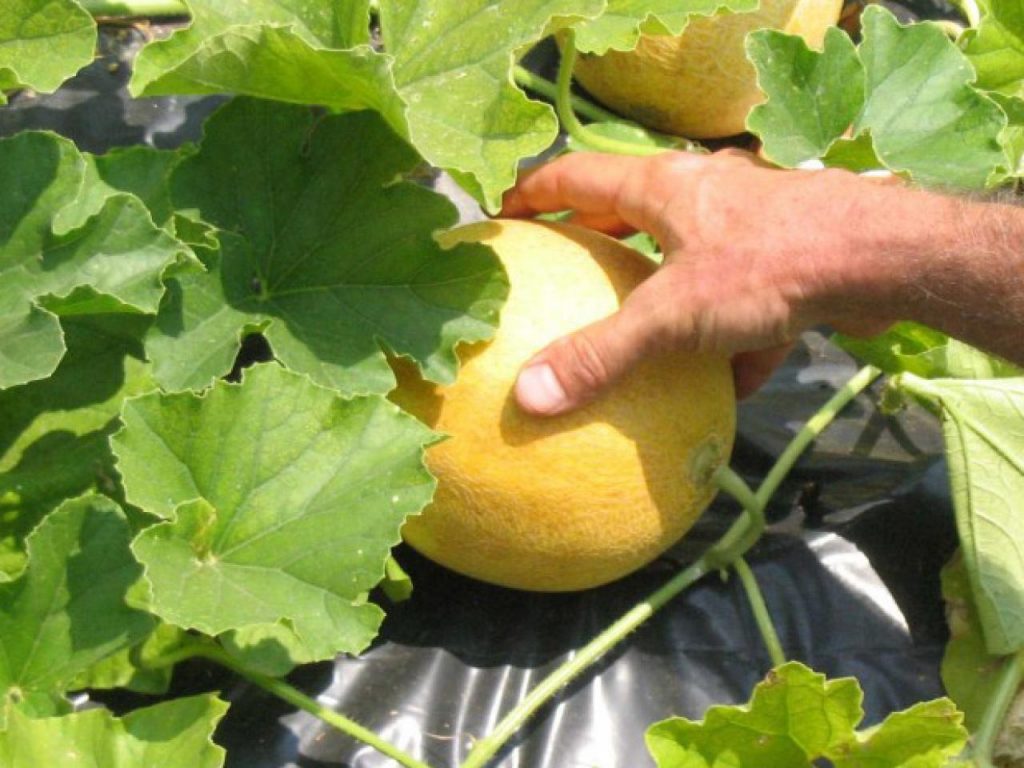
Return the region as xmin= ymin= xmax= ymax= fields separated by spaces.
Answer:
xmin=501 ymin=151 xmax=704 ymax=237
xmin=500 ymin=152 xmax=649 ymax=221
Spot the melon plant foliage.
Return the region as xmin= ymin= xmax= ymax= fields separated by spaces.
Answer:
xmin=2 ymin=0 xmax=1024 ymax=766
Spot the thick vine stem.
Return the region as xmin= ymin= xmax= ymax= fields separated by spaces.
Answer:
xmin=972 ymin=649 xmax=1024 ymax=767
xmin=555 ymin=30 xmax=665 ymax=157
xmin=81 ymin=0 xmax=187 ymax=17
xmin=758 ymin=364 xmax=882 ymax=511
xmin=460 ymin=557 xmax=716 ymax=768
xmin=513 ymin=65 xmax=620 ymax=124
xmin=146 ymin=640 xmax=436 ymax=768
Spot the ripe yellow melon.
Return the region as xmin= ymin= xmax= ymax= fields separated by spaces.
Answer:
xmin=388 ymin=220 xmax=735 ymax=591
xmin=571 ymin=0 xmax=844 ymax=138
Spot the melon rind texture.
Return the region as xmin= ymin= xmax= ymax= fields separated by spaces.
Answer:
xmin=572 ymin=0 xmax=845 ymax=138
xmin=390 ymin=220 xmax=736 ymax=591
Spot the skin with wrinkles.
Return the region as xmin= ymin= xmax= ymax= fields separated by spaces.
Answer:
xmin=572 ymin=0 xmax=844 ymax=138
xmin=389 ymin=220 xmax=734 ymax=592
xmin=501 ymin=150 xmax=1024 ymax=417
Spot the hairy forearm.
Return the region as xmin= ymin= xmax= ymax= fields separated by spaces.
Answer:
xmin=822 ymin=181 xmax=1024 ymax=368
xmin=926 ymin=195 xmax=1024 ymax=366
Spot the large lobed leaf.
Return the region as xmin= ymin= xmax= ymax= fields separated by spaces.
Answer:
xmin=0 ymin=314 xmax=156 ymax=582
xmin=895 ymin=375 xmax=1024 ymax=656
xmin=129 ymin=0 xmax=604 ymax=210
xmin=147 ymin=97 xmax=506 ymax=395
xmin=0 ymin=694 xmax=227 ymax=768
xmin=0 ymin=494 xmax=153 ymax=727
xmin=646 ymin=662 xmax=966 ymax=767
xmin=0 ymin=132 xmax=192 ymax=391
xmin=111 ymin=362 xmax=438 ymax=663
xmin=378 ymin=0 xmax=602 ymax=208
xmin=747 ymin=5 xmax=1009 ymax=189
xmin=0 ymin=0 xmax=95 ymax=104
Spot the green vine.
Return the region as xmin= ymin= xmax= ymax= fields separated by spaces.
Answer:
xmin=513 ymin=65 xmax=620 ymax=124
xmin=735 ymin=557 xmax=786 ymax=667
xmin=971 ymin=650 xmax=1024 ymax=767
xmin=79 ymin=0 xmax=187 ymax=17
xmin=146 ymin=639 xmax=437 ymax=768
xmin=555 ymin=30 xmax=666 ymax=157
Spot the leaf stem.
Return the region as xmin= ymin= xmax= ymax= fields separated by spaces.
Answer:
xmin=932 ymin=19 xmax=967 ymax=40
xmin=80 ymin=0 xmax=188 ymax=17
xmin=756 ymin=365 xmax=882 ymax=512
xmin=555 ymin=30 xmax=664 ymax=157
xmin=734 ymin=557 xmax=786 ymax=667
xmin=973 ymin=649 xmax=1024 ymax=766
xmin=706 ymin=466 xmax=764 ymax=568
xmin=462 ymin=365 xmax=880 ymax=767
xmin=513 ymin=65 xmax=620 ymax=124
xmin=146 ymin=640 xmax=436 ymax=768
xmin=459 ymin=557 xmax=714 ymax=768
xmin=949 ymin=0 xmax=982 ymax=27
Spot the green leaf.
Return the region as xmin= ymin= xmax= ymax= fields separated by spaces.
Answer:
xmin=829 ymin=699 xmax=967 ymax=767
xmin=746 ymin=6 xmax=1007 ymax=188
xmin=962 ymin=0 xmax=1024 ymax=98
xmin=0 ymin=314 xmax=156 ymax=581
xmin=131 ymin=0 xmax=604 ymax=209
xmin=379 ymin=0 xmax=603 ymax=210
xmin=0 ymin=132 xmax=192 ymax=390
xmin=88 ymin=145 xmax=193 ymax=229
xmin=647 ymin=662 xmax=966 ymax=768
xmin=856 ymin=7 xmax=1007 ymax=189
xmin=133 ymin=24 xmax=405 ymax=130
xmin=0 ymin=494 xmax=154 ymax=726
xmin=0 ymin=694 xmax=227 ymax=767
xmin=572 ymin=0 xmax=758 ymax=55
xmin=112 ymin=363 xmax=438 ymax=662
xmin=895 ymin=375 xmax=1024 ymax=655
xmin=69 ymin=623 xmax=186 ymax=696
xmin=219 ymin=623 xmax=309 ymax=677
xmin=836 ymin=322 xmax=1022 ymax=380
xmin=131 ymin=0 xmax=375 ymax=92
xmin=381 ymin=553 xmax=414 ymax=603
xmin=992 ymin=92 xmax=1024 ymax=181
xmin=148 ymin=98 xmax=505 ymax=395
xmin=646 ymin=662 xmax=863 ymax=767
xmin=0 ymin=0 xmax=96 ymax=104
xmin=819 ymin=131 xmax=886 ymax=173
xmin=940 ymin=553 xmax=1007 ymax=730
xmin=746 ymin=26 xmax=864 ymax=167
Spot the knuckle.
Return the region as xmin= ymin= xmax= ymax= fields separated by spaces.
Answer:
xmin=557 ymin=330 xmax=611 ymax=394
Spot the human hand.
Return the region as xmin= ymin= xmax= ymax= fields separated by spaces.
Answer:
xmin=501 ymin=149 xmax=915 ymax=415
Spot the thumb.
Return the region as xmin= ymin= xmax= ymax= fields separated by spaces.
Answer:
xmin=514 ymin=282 xmax=667 ymax=416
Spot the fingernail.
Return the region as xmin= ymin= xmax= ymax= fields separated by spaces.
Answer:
xmin=516 ymin=363 xmax=568 ymax=415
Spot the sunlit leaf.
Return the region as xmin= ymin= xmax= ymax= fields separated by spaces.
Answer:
xmin=895 ymin=375 xmax=1024 ymax=655
xmin=113 ymin=363 xmax=438 ymax=662
xmin=147 ymin=97 xmax=505 ymax=395
xmin=0 ymin=694 xmax=227 ymax=767
xmin=0 ymin=0 xmax=95 ymax=104
xmin=0 ymin=494 xmax=153 ymax=727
